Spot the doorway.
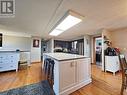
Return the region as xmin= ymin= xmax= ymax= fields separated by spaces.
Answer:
xmin=94 ymin=37 xmax=102 ymax=66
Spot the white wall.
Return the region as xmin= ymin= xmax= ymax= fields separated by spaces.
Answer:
xmin=31 ymin=37 xmax=41 ymax=62
xmin=111 ymin=29 xmax=127 ymax=50
xmin=0 ymin=35 xmax=31 ymax=51
xmin=84 ymin=35 xmax=91 ymax=57
xmin=0 ymin=30 xmax=43 ymax=63
xmin=111 ymin=28 xmax=127 ymax=59
xmin=0 ymin=33 xmax=32 ymax=65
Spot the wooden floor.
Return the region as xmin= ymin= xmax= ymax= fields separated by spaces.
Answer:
xmin=0 ymin=62 xmax=45 ymax=92
xmin=71 ymin=65 xmax=127 ymax=95
xmin=92 ymin=65 xmax=121 ymax=92
xmin=0 ymin=63 xmax=126 ymax=95
xmin=71 ymin=65 xmax=120 ymax=95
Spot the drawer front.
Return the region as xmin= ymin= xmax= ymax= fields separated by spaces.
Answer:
xmin=6 ymin=60 xmax=18 ymax=64
xmin=0 ymin=55 xmax=7 ymax=60
xmin=0 ymin=64 xmax=17 ymax=72
xmin=0 ymin=59 xmax=18 ymax=65
xmin=0 ymin=53 xmax=19 ymax=59
xmin=0 ymin=59 xmax=9 ymax=64
xmin=7 ymin=55 xmax=17 ymax=59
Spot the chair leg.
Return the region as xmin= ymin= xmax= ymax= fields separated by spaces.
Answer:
xmin=126 ymin=76 xmax=127 ymax=86
xmin=121 ymin=76 xmax=125 ymax=95
xmin=121 ymin=83 xmax=124 ymax=95
xmin=121 ymin=76 xmax=127 ymax=95
xmin=50 ymin=88 xmax=54 ymax=95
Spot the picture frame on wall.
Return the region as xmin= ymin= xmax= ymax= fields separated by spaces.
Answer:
xmin=33 ymin=39 xmax=39 ymax=47
xmin=0 ymin=33 xmax=2 ymax=47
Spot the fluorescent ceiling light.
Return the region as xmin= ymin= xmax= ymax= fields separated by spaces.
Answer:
xmin=56 ymin=15 xmax=82 ymax=31
xmin=49 ymin=29 xmax=63 ymax=36
xmin=49 ymin=10 xmax=84 ymax=36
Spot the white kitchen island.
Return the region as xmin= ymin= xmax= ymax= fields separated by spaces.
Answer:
xmin=43 ymin=53 xmax=92 ymax=95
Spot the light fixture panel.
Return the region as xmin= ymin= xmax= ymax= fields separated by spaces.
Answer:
xmin=49 ymin=29 xmax=64 ymax=36
xmin=56 ymin=15 xmax=82 ymax=31
xmin=49 ymin=10 xmax=84 ymax=36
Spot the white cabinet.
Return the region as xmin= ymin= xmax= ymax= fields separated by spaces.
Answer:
xmin=105 ymin=56 xmax=120 ymax=75
xmin=59 ymin=58 xmax=91 ymax=95
xmin=0 ymin=52 xmax=20 ymax=72
xmin=43 ymin=53 xmax=92 ymax=95
xmin=77 ymin=58 xmax=91 ymax=83
xmin=60 ymin=60 xmax=76 ymax=91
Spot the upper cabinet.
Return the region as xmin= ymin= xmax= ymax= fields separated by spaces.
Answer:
xmin=54 ymin=39 xmax=84 ymax=55
xmin=43 ymin=35 xmax=91 ymax=56
xmin=54 ymin=40 xmax=71 ymax=53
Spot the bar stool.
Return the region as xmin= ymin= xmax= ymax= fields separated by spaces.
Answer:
xmin=43 ymin=59 xmax=49 ymax=73
xmin=119 ymin=55 xmax=127 ymax=95
xmin=43 ymin=58 xmax=55 ymax=88
xmin=44 ymin=58 xmax=51 ymax=80
xmin=48 ymin=60 xmax=55 ymax=88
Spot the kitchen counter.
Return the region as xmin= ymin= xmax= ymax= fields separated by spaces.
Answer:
xmin=43 ymin=53 xmax=87 ymax=61
xmin=43 ymin=53 xmax=92 ymax=95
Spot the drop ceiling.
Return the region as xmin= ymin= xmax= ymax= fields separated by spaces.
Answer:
xmin=0 ymin=0 xmax=127 ymax=40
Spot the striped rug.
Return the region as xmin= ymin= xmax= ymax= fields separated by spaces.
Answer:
xmin=0 ymin=80 xmax=55 ymax=95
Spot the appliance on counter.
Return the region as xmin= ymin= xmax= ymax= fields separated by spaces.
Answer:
xmin=54 ymin=47 xmax=69 ymax=53
xmin=54 ymin=47 xmax=63 ymax=52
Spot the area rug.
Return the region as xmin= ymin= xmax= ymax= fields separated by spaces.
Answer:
xmin=0 ymin=80 xmax=55 ymax=95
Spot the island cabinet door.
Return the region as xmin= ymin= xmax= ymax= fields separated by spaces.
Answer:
xmin=76 ymin=59 xmax=89 ymax=83
xmin=60 ymin=60 xmax=76 ymax=92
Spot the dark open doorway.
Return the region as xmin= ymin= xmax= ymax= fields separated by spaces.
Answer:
xmin=93 ymin=36 xmax=102 ymax=66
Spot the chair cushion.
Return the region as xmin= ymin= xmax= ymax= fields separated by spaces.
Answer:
xmin=19 ymin=61 xmax=27 ymax=64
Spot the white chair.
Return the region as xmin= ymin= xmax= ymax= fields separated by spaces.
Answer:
xmin=19 ymin=52 xmax=31 ymax=69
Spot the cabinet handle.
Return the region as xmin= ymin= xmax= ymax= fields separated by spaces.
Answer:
xmin=70 ymin=62 xmax=75 ymax=67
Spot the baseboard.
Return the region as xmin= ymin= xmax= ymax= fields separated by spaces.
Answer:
xmin=59 ymin=78 xmax=92 ymax=95
xmin=31 ymin=61 xmax=42 ymax=64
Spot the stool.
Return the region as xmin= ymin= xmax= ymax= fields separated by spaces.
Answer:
xmin=19 ymin=61 xmax=28 ymax=70
xmin=43 ymin=58 xmax=55 ymax=88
